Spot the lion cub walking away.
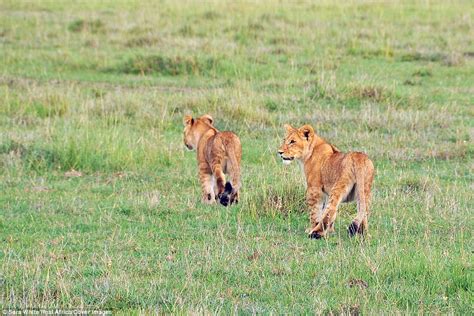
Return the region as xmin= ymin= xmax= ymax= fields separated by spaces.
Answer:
xmin=278 ymin=124 xmax=374 ymax=239
xmin=183 ymin=114 xmax=242 ymax=206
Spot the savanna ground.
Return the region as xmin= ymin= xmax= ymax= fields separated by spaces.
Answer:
xmin=0 ymin=0 xmax=473 ymax=314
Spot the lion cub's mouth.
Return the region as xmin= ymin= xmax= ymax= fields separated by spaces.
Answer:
xmin=281 ymin=156 xmax=294 ymax=165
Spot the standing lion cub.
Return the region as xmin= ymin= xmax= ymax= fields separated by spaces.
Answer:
xmin=183 ymin=114 xmax=242 ymax=206
xmin=278 ymin=124 xmax=374 ymax=239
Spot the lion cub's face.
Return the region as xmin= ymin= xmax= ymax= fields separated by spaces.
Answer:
xmin=183 ymin=114 xmax=214 ymax=150
xmin=278 ymin=124 xmax=315 ymax=164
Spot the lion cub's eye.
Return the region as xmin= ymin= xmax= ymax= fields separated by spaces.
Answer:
xmin=289 ymin=140 xmax=296 ymax=145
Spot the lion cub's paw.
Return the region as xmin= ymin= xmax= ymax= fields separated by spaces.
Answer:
xmin=202 ymin=193 xmax=216 ymax=205
xmin=347 ymin=221 xmax=360 ymax=237
xmin=218 ymin=182 xmax=233 ymax=207
xmin=307 ymin=227 xmax=324 ymax=239
xmin=219 ymin=194 xmax=230 ymax=207
xmin=308 ymin=231 xmax=323 ymax=239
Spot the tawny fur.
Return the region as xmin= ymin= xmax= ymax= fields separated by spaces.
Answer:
xmin=278 ymin=124 xmax=374 ymax=239
xmin=183 ymin=114 xmax=242 ymax=206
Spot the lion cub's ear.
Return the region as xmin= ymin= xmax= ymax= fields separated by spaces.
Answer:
xmin=183 ymin=115 xmax=194 ymax=126
xmin=200 ymin=114 xmax=213 ymax=125
xmin=299 ymin=124 xmax=314 ymax=141
xmin=284 ymin=124 xmax=295 ymax=134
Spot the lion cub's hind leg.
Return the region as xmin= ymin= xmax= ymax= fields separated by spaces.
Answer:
xmin=348 ymin=160 xmax=374 ymax=237
xmin=216 ymin=148 xmax=241 ymax=207
xmin=223 ymin=157 xmax=241 ymax=206
xmin=310 ymin=178 xmax=354 ymax=239
xmin=199 ymin=171 xmax=216 ymax=204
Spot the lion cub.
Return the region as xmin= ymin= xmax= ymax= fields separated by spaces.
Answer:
xmin=278 ymin=124 xmax=374 ymax=239
xmin=183 ymin=114 xmax=242 ymax=206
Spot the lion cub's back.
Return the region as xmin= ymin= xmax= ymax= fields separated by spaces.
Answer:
xmin=206 ymin=131 xmax=241 ymax=162
xmin=217 ymin=131 xmax=241 ymax=154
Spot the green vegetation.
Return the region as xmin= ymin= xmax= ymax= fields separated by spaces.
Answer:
xmin=1 ymin=0 xmax=472 ymax=313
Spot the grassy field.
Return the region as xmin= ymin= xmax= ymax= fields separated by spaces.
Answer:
xmin=1 ymin=0 xmax=473 ymax=314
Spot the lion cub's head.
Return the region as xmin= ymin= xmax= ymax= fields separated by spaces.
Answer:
xmin=183 ymin=114 xmax=214 ymax=150
xmin=278 ymin=124 xmax=315 ymax=164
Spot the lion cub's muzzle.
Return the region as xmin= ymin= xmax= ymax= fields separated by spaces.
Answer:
xmin=278 ymin=150 xmax=294 ymax=164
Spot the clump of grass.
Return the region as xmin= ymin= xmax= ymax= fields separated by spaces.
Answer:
xmin=399 ymin=178 xmax=432 ymax=194
xmin=0 ymin=139 xmax=25 ymax=155
xmin=178 ymin=24 xmax=195 ymax=36
xmin=247 ymin=21 xmax=265 ymax=31
xmin=259 ymin=12 xmax=290 ymax=24
xmin=412 ymin=68 xmax=433 ymax=77
xmin=405 ymin=68 xmax=432 ymax=86
xmin=341 ymin=83 xmax=426 ymax=110
xmin=305 ymin=74 xmax=338 ymax=101
xmin=68 ymin=19 xmax=105 ymax=33
xmin=349 ymin=85 xmax=386 ymax=102
xmin=89 ymin=88 xmax=106 ymax=98
xmin=264 ymin=99 xmax=279 ymax=112
xmin=348 ymin=47 xmax=393 ymax=59
xmin=428 ymin=145 xmax=470 ymax=161
xmin=124 ymin=36 xmax=160 ymax=47
xmin=31 ymin=95 xmax=69 ymax=118
xmin=202 ymin=10 xmax=220 ymax=20
xmin=250 ymin=184 xmax=306 ymax=216
xmin=219 ymin=103 xmax=271 ymax=127
xmin=307 ymin=83 xmax=333 ymax=100
xmin=2 ymin=91 xmax=69 ymax=119
xmin=400 ymin=51 xmax=444 ymax=63
xmin=268 ymin=37 xmax=295 ymax=45
xmin=400 ymin=50 xmax=465 ymax=67
xmin=443 ymin=52 xmax=465 ymax=67
xmin=113 ymin=55 xmax=220 ymax=76
xmin=0 ymin=139 xmax=61 ymax=171
xmin=233 ymin=21 xmax=265 ymax=44
xmin=403 ymin=78 xmax=422 ymax=86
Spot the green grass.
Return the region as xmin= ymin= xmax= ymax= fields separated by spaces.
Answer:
xmin=1 ymin=0 xmax=473 ymax=313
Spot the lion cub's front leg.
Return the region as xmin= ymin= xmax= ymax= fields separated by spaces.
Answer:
xmin=199 ymin=167 xmax=215 ymax=204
